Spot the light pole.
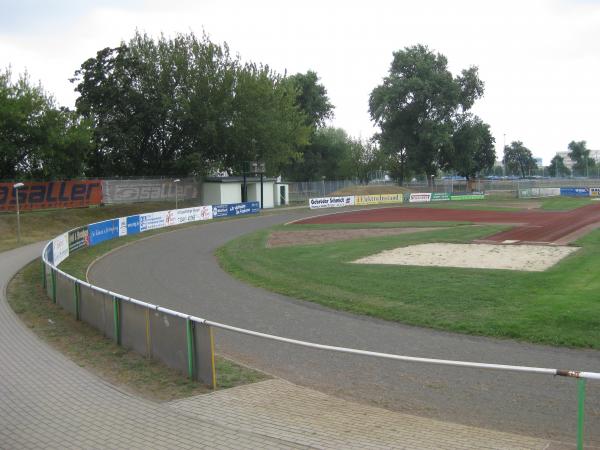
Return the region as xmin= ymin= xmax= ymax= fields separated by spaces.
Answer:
xmin=173 ymin=179 xmax=181 ymax=210
xmin=14 ymin=182 xmax=24 ymax=243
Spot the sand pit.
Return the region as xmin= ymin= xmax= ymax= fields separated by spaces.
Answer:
xmin=352 ymin=243 xmax=579 ymax=271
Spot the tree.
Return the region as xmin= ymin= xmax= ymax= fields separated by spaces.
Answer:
xmin=0 ymin=68 xmax=92 ymax=180
xmin=286 ymin=71 xmax=334 ymax=129
xmin=567 ymin=140 xmax=591 ymax=177
xmin=441 ymin=116 xmax=495 ymax=182
xmin=72 ymin=31 xmax=309 ymax=177
xmin=503 ymin=141 xmax=536 ymax=178
xmin=369 ymin=44 xmax=484 ymax=185
xmin=548 ymin=154 xmax=571 ymax=177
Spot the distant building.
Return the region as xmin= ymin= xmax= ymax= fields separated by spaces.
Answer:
xmin=533 ymin=157 xmax=543 ymax=168
xmin=555 ymin=150 xmax=600 ymax=170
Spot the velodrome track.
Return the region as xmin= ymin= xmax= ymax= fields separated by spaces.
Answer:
xmin=89 ymin=207 xmax=600 ymax=444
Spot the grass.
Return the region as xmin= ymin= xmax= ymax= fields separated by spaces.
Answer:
xmin=217 ymin=223 xmax=600 ymax=349
xmin=8 ymin=258 xmax=268 ymax=402
xmin=538 ymin=196 xmax=595 ymax=210
xmin=0 ymin=200 xmax=201 ymax=253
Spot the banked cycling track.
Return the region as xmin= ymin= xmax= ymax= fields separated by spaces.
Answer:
xmin=88 ymin=205 xmax=600 ymax=445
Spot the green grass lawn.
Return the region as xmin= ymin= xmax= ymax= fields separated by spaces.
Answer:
xmin=538 ymin=196 xmax=595 ymax=210
xmin=217 ymin=224 xmax=600 ymax=349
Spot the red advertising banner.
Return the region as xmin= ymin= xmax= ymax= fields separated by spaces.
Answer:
xmin=0 ymin=180 xmax=103 ymax=211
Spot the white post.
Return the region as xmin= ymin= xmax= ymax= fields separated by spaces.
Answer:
xmin=13 ymin=182 xmax=24 ymax=243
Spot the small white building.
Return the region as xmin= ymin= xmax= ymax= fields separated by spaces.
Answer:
xmin=274 ymin=183 xmax=289 ymax=206
xmin=202 ymin=177 xmax=278 ymax=209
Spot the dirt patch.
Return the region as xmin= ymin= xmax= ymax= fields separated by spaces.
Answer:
xmin=352 ymin=243 xmax=579 ymax=272
xmin=267 ymin=228 xmax=443 ymax=248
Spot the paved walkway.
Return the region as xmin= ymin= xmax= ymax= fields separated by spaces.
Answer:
xmin=0 ymin=244 xmax=573 ymax=448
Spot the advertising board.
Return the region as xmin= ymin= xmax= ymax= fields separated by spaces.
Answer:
xmin=451 ymin=193 xmax=485 ymax=201
xmin=0 ymin=180 xmax=102 ymax=211
xmin=431 ymin=192 xmax=451 ymax=202
xmin=52 ymin=232 xmax=70 ymax=266
xmin=409 ymin=193 xmax=432 ymax=203
xmin=101 ymin=179 xmax=199 ymax=204
xmin=126 ymin=215 xmax=140 ymax=234
xmin=354 ymin=194 xmax=403 ymax=205
xmin=175 ymin=206 xmax=214 ymax=224
xmin=228 ymin=202 xmax=260 ymax=216
xmin=68 ymin=226 xmax=89 ymax=252
xmin=139 ymin=211 xmax=168 ymax=232
xmin=560 ymin=187 xmax=589 ymax=197
xmin=89 ymin=219 xmax=120 ymax=246
xmin=590 ymin=187 xmax=600 ymax=197
xmin=309 ymin=196 xmax=355 ymax=209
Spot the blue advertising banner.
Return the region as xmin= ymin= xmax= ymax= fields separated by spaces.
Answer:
xmin=560 ymin=187 xmax=589 ymax=197
xmin=89 ymin=219 xmax=119 ymax=246
xmin=212 ymin=204 xmax=229 ymax=218
xmin=227 ymin=202 xmax=260 ymax=216
xmin=126 ymin=215 xmax=141 ymax=234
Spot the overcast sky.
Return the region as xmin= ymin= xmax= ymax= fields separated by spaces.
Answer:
xmin=2 ymin=0 xmax=599 ymax=164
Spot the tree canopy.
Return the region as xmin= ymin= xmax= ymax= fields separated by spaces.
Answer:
xmin=548 ymin=154 xmax=570 ymax=177
xmin=567 ymin=140 xmax=593 ymax=176
xmin=503 ymin=141 xmax=537 ymax=177
xmin=369 ymin=44 xmax=487 ymax=185
xmin=72 ymin=31 xmax=311 ymax=177
xmin=0 ymin=69 xmax=92 ymax=180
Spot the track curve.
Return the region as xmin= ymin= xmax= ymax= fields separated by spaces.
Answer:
xmin=89 ymin=208 xmax=600 ymax=444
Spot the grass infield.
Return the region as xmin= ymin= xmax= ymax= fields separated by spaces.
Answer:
xmin=217 ymin=223 xmax=600 ymax=349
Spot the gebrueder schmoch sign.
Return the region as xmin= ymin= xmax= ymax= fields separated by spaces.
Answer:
xmin=0 ymin=180 xmax=103 ymax=211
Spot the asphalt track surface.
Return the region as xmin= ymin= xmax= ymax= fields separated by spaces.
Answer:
xmin=89 ymin=207 xmax=600 ymax=445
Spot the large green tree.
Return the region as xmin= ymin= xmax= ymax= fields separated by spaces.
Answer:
xmin=369 ymin=45 xmax=484 ymax=185
xmin=567 ymin=140 xmax=592 ymax=177
xmin=548 ymin=154 xmax=571 ymax=177
xmin=503 ymin=141 xmax=536 ymax=177
xmin=442 ymin=116 xmax=496 ymax=181
xmin=286 ymin=71 xmax=334 ymax=129
xmin=0 ymin=69 xmax=92 ymax=180
xmin=72 ymin=31 xmax=309 ymax=177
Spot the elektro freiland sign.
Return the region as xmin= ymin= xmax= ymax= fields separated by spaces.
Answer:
xmin=0 ymin=180 xmax=103 ymax=211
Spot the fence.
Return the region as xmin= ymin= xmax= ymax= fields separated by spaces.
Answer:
xmin=41 ymin=206 xmax=599 ymax=448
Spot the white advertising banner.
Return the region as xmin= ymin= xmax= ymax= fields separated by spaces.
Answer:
xmin=139 ymin=210 xmax=169 ymax=232
xmin=118 ymin=217 xmax=127 ymax=237
xmin=175 ymin=206 xmax=214 ymax=224
xmin=590 ymin=187 xmax=600 ymax=197
xmin=52 ymin=232 xmax=70 ymax=265
xmin=355 ymin=194 xmax=403 ymax=205
xmin=409 ymin=193 xmax=432 ymax=203
xmin=309 ymin=196 xmax=355 ymax=209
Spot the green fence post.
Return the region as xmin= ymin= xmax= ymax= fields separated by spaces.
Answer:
xmin=42 ymin=261 xmax=47 ymax=289
xmin=73 ymin=282 xmax=80 ymax=321
xmin=112 ymin=297 xmax=121 ymax=345
xmin=186 ymin=318 xmax=195 ymax=379
xmin=51 ymin=269 xmax=57 ymax=303
xmin=577 ymin=378 xmax=586 ymax=450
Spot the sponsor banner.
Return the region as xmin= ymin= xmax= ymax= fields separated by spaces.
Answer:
xmin=126 ymin=215 xmax=140 ymax=234
xmin=228 ymin=201 xmax=260 ymax=216
xmin=309 ymin=196 xmax=355 ymax=209
xmin=139 ymin=211 xmax=168 ymax=232
xmin=0 ymin=180 xmax=102 ymax=211
xmin=355 ymin=194 xmax=403 ymax=205
xmin=102 ymin=179 xmax=199 ymax=204
xmin=590 ymin=187 xmax=600 ymax=197
xmin=212 ymin=204 xmax=229 ymax=218
xmin=560 ymin=187 xmax=589 ymax=197
xmin=89 ymin=219 xmax=119 ymax=246
xmin=52 ymin=232 xmax=69 ymax=266
xmin=451 ymin=193 xmax=485 ymax=201
xmin=431 ymin=192 xmax=451 ymax=202
xmin=175 ymin=206 xmax=213 ymax=224
xmin=118 ymin=217 xmax=127 ymax=237
xmin=409 ymin=193 xmax=432 ymax=203
xmin=68 ymin=226 xmax=89 ymax=253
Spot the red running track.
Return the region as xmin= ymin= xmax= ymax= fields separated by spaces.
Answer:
xmin=296 ymin=203 xmax=600 ymax=244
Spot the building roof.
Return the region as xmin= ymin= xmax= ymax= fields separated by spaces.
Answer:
xmin=204 ymin=176 xmax=277 ymax=183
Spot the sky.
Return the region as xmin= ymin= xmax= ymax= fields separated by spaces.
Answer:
xmin=1 ymin=0 xmax=599 ymax=165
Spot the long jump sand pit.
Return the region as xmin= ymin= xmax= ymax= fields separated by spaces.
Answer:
xmin=353 ymin=243 xmax=579 ymax=271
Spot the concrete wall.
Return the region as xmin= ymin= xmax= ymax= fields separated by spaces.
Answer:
xmin=202 ymin=182 xmax=242 ymax=205
xmin=248 ymin=181 xmax=274 ymax=208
